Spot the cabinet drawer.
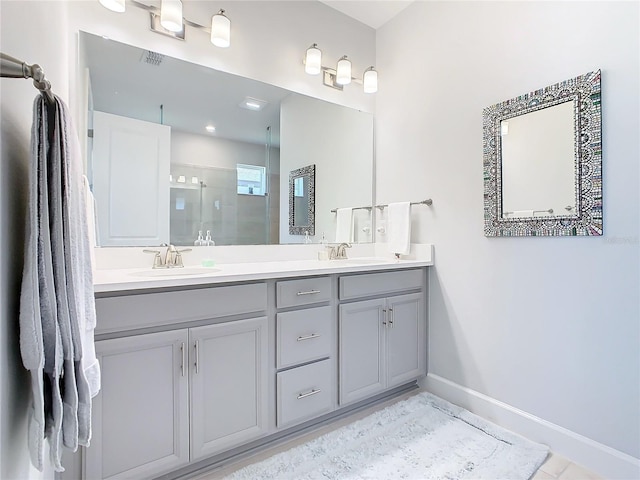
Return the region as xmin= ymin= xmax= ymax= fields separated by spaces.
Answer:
xmin=96 ymin=283 xmax=267 ymax=334
xmin=339 ymin=269 xmax=423 ymax=300
xmin=277 ymin=360 xmax=333 ymax=427
xmin=277 ymin=306 xmax=332 ymax=369
xmin=276 ymin=277 xmax=331 ymax=309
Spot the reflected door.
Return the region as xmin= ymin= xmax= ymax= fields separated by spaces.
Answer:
xmin=92 ymin=111 xmax=170 ymax=246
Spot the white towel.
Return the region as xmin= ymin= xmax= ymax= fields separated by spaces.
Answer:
xmin=19 ymin=94 xmax=101 ymax=472
xmin=82 ymin=175 xmax=97 ymax=270
xmin=387 ymin=202 xmax=411 ymax=256
xmin=335 ymin=208 xmax=354 ymax=243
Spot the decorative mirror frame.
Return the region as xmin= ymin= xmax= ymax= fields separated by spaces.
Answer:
xmin=483 ymin=70 xmax=602 ymax=237
xmin=288 ymin=164 xmax=316 ymax=235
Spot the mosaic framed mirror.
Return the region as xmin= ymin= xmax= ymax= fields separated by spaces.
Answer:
xmin=483 ymin=70 xmax=602 ymax=237
xmin=288 ymin=164 xmax=315 ymax=235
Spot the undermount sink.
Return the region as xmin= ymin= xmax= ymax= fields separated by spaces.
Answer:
xmin=129 ymin=267 xmax=221 ymax=278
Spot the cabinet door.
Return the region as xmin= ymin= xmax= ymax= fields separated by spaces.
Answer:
xmin=85 ymin=330 xmax=190 ymax=480
xmin=386 ymin=293 xmax=426 ymax=388
xmin=190 ymin=317 xmax=268 ymax=460
xmin=339 ymin=299 xmax=386 ymax=405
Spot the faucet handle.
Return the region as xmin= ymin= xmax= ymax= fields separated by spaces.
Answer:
xmin=174 ymin=248 xmax=192 ymax=268
xmin=143 ymin=249 xmax=164 ymax=268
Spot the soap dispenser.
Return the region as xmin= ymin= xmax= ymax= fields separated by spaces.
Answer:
xmin=202 ymin=230 xmax=215 ymax=267
xmin=318 ymin=233 xmax=329 ymax=261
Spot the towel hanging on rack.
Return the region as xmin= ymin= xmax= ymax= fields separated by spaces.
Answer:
xmin=19 ymin=94 xmax=100 ymax=473
xmin=387 ymin=202 xmax=411 ymax=256
xmin=335 ymin=207 xmax=354 ymax=243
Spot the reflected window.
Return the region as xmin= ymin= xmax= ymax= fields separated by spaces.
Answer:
xmin=237 ymin=164 xmax=266 ymax=196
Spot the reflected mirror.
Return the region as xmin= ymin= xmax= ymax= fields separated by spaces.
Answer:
xmin=483 ymin=70 xmax=602 ymax=237
xmin=79 ymin=31 xmax=373 ymax=247
xmin=289 ymin=165 xmax=315 ymax=235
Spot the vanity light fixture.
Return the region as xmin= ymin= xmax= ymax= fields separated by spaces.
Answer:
xmin=363 ymin=66 xmax=378 ymax=94
xmin=303 ymin=45 xmax=377 ymax=94
xmin=99 ymin=0 xmax=125 ymax=13
xmin=336 ymin=56 xmax=352 ymax=85
xmin=160 ymin=0 xmax=183 ymax=33
xmin=98 ymin=0 xmax=231 ymax=48
xmin=205 ymin=125 xmax=216 ymax=133
xmin=211 ymin=9 xmax=231 ymax=47
xmin=304 ymin=44 xmax=322 ymax=75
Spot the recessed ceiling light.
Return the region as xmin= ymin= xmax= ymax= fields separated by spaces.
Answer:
xmin=205 ymin=125 xmax=216 ymax=132
xmin=239 ymin=96 xmax=268 ymax=111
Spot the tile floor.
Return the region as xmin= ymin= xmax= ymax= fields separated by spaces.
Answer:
xmin=196 ymin=390 xmax=604 ymax=480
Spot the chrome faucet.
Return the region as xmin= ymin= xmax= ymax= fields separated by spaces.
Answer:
xmin=335 ymin=242 xmax=351 ymax=259
xmin=143 ymin=244 xmax=192 ymax=268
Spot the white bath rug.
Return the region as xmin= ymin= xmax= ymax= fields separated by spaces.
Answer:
xmin=224 ymin=392 xmax=549 ymax=480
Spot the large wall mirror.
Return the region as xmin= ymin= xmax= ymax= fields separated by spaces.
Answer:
xmin=79 ymin=31 xmax=373 ymax=247
xmin=483 ymin=70 xmax=602 ymax=237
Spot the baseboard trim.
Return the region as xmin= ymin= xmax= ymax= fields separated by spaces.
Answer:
xmin=422 ymin=374 xmax=639 ymax=479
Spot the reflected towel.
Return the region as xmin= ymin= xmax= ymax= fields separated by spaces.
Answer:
xmin=387 ymin=202 xmax=411 ymax=256
xmin=82 ymin=175 xmax=97 ymax=270
xmin=335 ymin=208 xmax=354 ymax=243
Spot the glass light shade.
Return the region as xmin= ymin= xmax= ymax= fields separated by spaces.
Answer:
xmin=305 ymin=44 xmax=322 ymax=75
xmin=99 ymin=0 xmax=125 ymax=12
xmin=363 ymin=67 xmax=378 ymax=93
xmin=336 ymin=56 xmax=352 ymax=85
xmin=160 ymin=0 xmax=183 ymax=33
xmin=211 ymin=10 xmax=231 ymax=48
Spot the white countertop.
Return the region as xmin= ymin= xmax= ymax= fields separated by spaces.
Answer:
xmin=93 ymin=257 xmax=433 ymax=294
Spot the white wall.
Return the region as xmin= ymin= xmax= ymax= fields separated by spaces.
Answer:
xmin=376 ymin=1 xmax=639 ymax=477
xmin=0 ymin=1 xmax=68 ymax=478
xmin=171 ymin=130 xmax=267 ymax=170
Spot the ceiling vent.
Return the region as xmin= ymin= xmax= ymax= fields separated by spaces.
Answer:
xmin=140 ymin=50 xmax=165 ymax=66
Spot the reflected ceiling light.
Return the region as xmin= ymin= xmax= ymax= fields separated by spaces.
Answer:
xmin=160 ymin=0 xmax=183 ymax=32
xmin=205 ymin=125 xmax=216 ymax=133
xmin=99 ymin=0 xmax=125 ymax=12
xmin=336 ymin=56 xmax=352 ymax=85
xmin=211 ymin=9 xmax=231 ymax=48
xmin=363 ymin=67 xmax=378 ymax=93
xmin=239 ymin=97 xmax=268 ymax=111
xmin=304 ymin=44 xmax=322 ymax=75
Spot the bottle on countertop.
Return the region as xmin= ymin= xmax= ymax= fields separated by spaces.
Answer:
xmin=202 ymin=230 xmax=215 ymax=267
xmin=318 ymin=232 xmax=329 ymax=261
xmin=194 ymin=230 xmax=204 ymax=246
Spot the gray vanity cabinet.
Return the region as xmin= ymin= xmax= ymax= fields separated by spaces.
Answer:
xmin=190 ymin=317 xmax=268 ymax=460
xmin=338 ymin=270 xmax=426 ymax=406
xmin=86 ymin=330 xmax=190 ymax=480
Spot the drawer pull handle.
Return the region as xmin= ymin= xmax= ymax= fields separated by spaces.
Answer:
xmin=297 ymin=389 xmax=321 ymax=400
xmin=297 ymin=333 xmax=321 ymax=342
xmin=194 ymin=340 xmax=200 ymax=374
xmin=296 ymin=289 xmax=321 ymax=296
xmin=180 ymin=342 xmax=186 ymax=377
xmin=389 ymin=308 xmax=394 ymax=328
